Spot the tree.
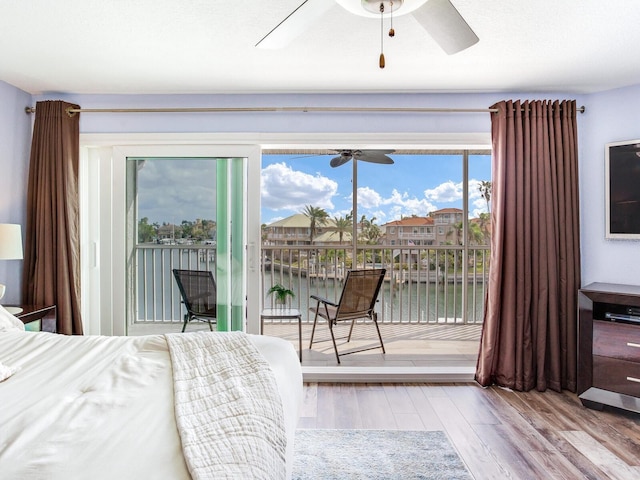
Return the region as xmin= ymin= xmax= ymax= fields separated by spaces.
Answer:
xmin=479 ymin=180 xmax=492 ymax=212
xmin=333 ymin=214 xmax=352 ymax=244
xmin=447 ymin=221 xmax=463 ymax=246
xmin=302 ymin=205 xmax=329 ymax=244
xmin=477 ymin=212 xmax=490 ymax=245
xmin=359 ymin=215 xmax=381 ymax=244
xmin=181 ymin=220 xmax=193 ymax=239
xmin=137 ymin=217 xmax=157 ymax=243
xmin=467 ymin=221 xmax=485 ymax=246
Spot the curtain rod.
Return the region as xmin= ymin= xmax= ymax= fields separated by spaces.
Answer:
xmin=24 ymin=105 xmax=586 ymax=116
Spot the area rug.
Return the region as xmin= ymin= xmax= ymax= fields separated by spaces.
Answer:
xmin=292 ymin=429 xmax=472 ymax=480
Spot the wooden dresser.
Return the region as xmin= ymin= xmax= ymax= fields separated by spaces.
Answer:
xmin=578 ymin=283 xmax=640 ymax=413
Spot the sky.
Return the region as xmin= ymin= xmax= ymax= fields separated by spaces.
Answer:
xmin=135 ymin=158 xmax=218 ymax=225
xmin=135 ymin=153 xmax=492 ymax=226
xmin=261 ymin=153 xmax=492 ymax=225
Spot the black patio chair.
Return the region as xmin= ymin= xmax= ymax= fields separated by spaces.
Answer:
xmin=308 ymin=268 xmax=386 ymax=363
xmin=172 ymin=269 xmax=217 ymax=332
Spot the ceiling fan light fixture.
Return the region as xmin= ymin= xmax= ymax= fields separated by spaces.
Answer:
xmin=361 ymin=0 xmax=404 ymax=15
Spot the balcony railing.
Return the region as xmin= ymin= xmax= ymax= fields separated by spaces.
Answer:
xmin=262 ymin=245 xmax=488 ymax=325
xmin=130 ymin=244 xmax=489 ymax=326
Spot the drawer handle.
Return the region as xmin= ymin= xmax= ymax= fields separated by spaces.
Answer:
xmin=627 ymin=377 xmax=640 ymax=384
xmin=627 ymin=342 xmax=640 ymax=348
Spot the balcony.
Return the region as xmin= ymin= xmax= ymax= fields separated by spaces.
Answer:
xmin=128 ymin=244 xmax=487 ymax=368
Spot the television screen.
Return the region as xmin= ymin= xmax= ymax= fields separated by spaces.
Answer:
xmin=606 ymin=140 xmax=640 ymax=238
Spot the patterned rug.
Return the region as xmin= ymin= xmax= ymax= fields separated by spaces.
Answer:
xmin=292 ymin=429 xmax=472 ymax=480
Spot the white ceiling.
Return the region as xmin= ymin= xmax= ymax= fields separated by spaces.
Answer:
xmin=1 ymin=0 xmax=640 ymax=95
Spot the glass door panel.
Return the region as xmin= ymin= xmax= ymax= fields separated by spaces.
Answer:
xmin=125 ymin=155 xmax=246 ymax=333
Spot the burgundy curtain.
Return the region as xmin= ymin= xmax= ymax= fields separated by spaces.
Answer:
xmin=475 ymin=100 xmax=580 ymax=392
xmin=22 ymin=100 xmax=83 ymax=335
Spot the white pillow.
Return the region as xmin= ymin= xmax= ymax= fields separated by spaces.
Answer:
xmin=0 ymin=304 xmax=25 ymax=332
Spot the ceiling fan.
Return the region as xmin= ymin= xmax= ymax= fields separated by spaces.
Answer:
xmin=256 ymin=0 xmax=479 ymax=66
xmin=329 ymin=149 xmax=395 ymax=168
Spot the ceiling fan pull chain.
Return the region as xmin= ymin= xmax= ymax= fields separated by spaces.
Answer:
xmin=389 ymin=1 xmax=395 ymax=37
xmin=379 ymin=2 xmax=385 ymax=68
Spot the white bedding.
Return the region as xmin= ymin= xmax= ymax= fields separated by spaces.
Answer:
xmin=0 ymin=328 xmax=302 ymax=480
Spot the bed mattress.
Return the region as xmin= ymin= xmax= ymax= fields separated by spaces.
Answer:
xmin=0 ymin=329 xmax=302 ymax=479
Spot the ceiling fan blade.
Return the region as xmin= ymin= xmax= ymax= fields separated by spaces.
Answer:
xmin=411 ymin=0 xmax=479 ymax=55
xmin=255 ymin=0 xmax=334 ymax=49
xmin=330 ymin=154 xmax=352 ymax=168
xmin=352 ymin=149 xmax=395 ymax=164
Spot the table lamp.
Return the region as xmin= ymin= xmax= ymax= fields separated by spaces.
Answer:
xmin=0 ymin=223 xmax=24 ymax=315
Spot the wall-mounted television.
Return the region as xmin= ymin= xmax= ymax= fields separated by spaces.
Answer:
xmin=606 ymin=140 xmax=640 ymax=239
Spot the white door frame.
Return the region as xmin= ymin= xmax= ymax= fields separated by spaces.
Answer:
xmin=80 ymin=137 xmax=261 ymax=336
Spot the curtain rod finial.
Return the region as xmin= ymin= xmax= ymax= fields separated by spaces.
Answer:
xmin=25 ymin=106 xmax=35 ymax=114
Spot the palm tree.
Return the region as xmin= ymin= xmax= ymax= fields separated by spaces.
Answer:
xmin=302 ymin=205 xmax=329 ymax=244
xmin=467 ymin=221 xmax=485 ymax=245
xmin=477 ymin=212 xmax=490 ymax=245
xmin=447 ymin=221 xmax=463 ymax=245
xmin=333 ymin=214 xmax=352 ymax=244
xmin=479 ymin=180 xmax=492 ymax=212
xmin=359 ymin=215 xmax=381 ymax=244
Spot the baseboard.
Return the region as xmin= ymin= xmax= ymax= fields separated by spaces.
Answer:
xmin=301 ymin=366 xmax=476 ymax=383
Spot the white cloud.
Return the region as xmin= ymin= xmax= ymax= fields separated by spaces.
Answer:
xmin=424 ymin=180 xmax=462 ymax=203
xmin=138 ymin=159 xmax=217 ymax=224
xmin=261 ymin=162 xmax=338 ymax=211
xmin=382 ymin=189 xmax=437 ymax=218
xmin=357 ymin=186 xmax=383 ymax=208
xmin=471 ymin=197 xmax=489 ymax=218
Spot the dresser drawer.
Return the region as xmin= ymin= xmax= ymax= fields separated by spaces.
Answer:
xmin=593 ymin=320 xmax=640 ymax=361
xmin=593 ymin=356 xmax=640 ymax=397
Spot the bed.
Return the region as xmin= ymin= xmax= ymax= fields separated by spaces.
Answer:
xmin=0 ymin=306 xmax=303 ymax=480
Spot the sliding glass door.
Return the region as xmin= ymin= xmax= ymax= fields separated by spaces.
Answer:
xmin=81 ymin=144 xmax=261 ymax=336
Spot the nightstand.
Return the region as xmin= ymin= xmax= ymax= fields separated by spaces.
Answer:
xmin=13 ymin=304 xmax=57 ymax=333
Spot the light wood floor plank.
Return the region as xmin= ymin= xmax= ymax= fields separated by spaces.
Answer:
xmin=355 ymin=385 xmax=398 ymax=430
xmin=442 ymin=384 xmax=501 ymax=425
xmin=393 ymin=413 xmax=425 ymax=430
xmin=332 ymin=383 xmax=364 ymax=430
xmin=428 ymin=394 xmax=512 ymax=479
xmin=404 ymin=385 xmax=445 ymax=431
xmin=560 ymin=430 xmax=640 ymax=480
xmin=527 ymin=450 xmax=591 ymax=480
xmin=382 ymin=384 xmax=418 ymax=415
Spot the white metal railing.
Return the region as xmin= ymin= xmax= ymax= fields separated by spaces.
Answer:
xmin=131 ymin=244 xmax=489 ymax=326
xmin=262 ymin=245 xmax=489 ymax=325
xmin=131 ymin=245 xmax=216 ymax=323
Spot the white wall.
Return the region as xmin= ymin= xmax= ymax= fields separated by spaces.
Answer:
xmin=580 ymin=84 xmax=640 ymax=286
xmin=0 ymin=81 xmax=32 ymax=304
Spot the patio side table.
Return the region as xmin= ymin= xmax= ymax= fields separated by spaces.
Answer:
xmin=260 ymin=308 xmax=302 ymax=362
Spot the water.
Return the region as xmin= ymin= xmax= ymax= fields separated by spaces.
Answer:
xmin=263 ymin=273 xmax=486 ymax=324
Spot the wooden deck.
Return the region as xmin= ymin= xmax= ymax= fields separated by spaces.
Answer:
xmin=264 ymin=321 xmax=480 ymax=368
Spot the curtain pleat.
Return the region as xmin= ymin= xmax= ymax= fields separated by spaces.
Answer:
xmin=22 ymin=100 xmax=83 ymax=335
xmin=475 ymin=100 xmax=580 ymax=392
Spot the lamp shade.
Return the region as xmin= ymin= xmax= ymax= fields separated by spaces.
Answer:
xmin=0 ymin=224 xmax=23 ymax=260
